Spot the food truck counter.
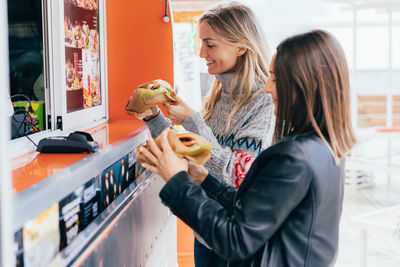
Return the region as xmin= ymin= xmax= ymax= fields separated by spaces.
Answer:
xmin=12 ymin=121 xmax=145 ymax=193
xmin=12 ymin=121 xmax=177 ymax=267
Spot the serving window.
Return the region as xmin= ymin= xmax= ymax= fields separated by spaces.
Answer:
xmin=8 ymin=0 xmax=107 ymax=150
xmin=8 ymin=0 xmax=46 ymax=139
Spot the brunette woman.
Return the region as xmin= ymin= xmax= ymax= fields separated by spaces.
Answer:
xmin=138 ymin=29 xmax=356 ymax=267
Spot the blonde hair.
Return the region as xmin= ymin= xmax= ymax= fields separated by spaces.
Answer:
xmin=273 ymin=30 xmax=356 ymax=163
xmin=200 ymin=2 xmax=271 ymax=129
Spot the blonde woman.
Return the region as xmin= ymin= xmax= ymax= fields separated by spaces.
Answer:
xmin=138 ymin=29 xmax=357 ymax=267
xmin=141 ymin=2 xmax=275 ymax=265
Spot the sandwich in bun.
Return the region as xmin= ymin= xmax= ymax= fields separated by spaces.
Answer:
xmin=136 ymin=128 xmax=213 ymax=165
xmin=126 ymin=79 xmax=176 ymax=119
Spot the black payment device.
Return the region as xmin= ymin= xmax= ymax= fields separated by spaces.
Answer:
xmin=37 ymin=131 xmax=100 ymax=153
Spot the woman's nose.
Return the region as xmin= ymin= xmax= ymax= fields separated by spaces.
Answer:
xmin=199 ymin=45 xmax=206 ymax=58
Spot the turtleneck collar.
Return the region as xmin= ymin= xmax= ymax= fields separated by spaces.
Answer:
xmin=215 ymin=72 xmax=263 ymax=97
xmin=215 ymin=72 xmax=235 ymax=95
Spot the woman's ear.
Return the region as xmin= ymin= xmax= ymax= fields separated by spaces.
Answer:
xmin=237 ymin=47 xmax=247 ymax=56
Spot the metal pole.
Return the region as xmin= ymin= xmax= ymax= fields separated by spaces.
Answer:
xmin=0 ymin=0 xmax=14 ymax=266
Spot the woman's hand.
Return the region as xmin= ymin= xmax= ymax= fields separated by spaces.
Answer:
xmin=187 ymin=162 xmax=209 ymax=185
xmin=143 ymin=106 xmax=160 ymax=121
xmin=138 ymin=132 xmax=188 ymax=182
xmin=164 ymin=96 xmax=195 ymax=125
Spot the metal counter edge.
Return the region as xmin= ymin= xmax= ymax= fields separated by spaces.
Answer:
xmin=12 ymin=129 xmax=149 ymax=231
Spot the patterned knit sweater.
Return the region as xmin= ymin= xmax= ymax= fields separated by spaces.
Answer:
xmin=144 ymin=72 xmax=275 ymax=188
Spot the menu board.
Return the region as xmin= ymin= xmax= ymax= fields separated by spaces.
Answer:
xmin=59 ymin=186 xmax=84 ymax=250
xmin=22 ymin=204 xmax=60 ymax=267
xmin=64 ymin=0 xmax=101 ymax=112
xmin=82 ymin=177 xmax=101 ymax=228
xmin=58 ymin=177 xmax=101 ymax=250
xmin=100 ymin=156 xmax=129 ymax=210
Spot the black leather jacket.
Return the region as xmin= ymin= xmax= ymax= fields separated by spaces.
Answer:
xmin=160 ymin=134 xmax=344 ymax=267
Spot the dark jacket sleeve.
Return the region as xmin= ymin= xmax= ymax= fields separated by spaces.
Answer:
xmin=159 ymin=142 xmax=312 ymax=261
xmin=201 ymin=172 xmax=237 ymax=214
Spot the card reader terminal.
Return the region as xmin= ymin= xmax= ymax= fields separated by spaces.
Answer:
xmin=37 ymin=131 xmax=100 ymax=153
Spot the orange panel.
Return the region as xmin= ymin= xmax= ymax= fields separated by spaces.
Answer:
xmin=177 ymin=218 xmax=195 ymax=267
xmin=12 ymin=152 xmax=87 ymax=194
xmin=106 ymin=0 xmax=174 ymax=121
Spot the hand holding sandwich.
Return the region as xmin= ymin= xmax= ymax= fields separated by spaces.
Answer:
xmin=125 ymin=79 xmax=176 ymax=120
xmin=139 ymin=132 xmax=209 ymax=184
xmin=164 ymin=96 xmax=195 ymax=125
xmin=137 ymin=128 xmax=212 ymax=182
xmin=139 ymin=132 xmax=188 ymax=182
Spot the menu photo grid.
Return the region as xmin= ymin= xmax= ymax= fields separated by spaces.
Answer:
xmin=14 ymin=153 xmax=137 ymax=265
xmin=64 ymin=0 xmax=101 ymax=112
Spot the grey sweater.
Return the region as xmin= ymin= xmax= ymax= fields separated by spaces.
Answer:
xmin=144 ymin=72 xmax=275 ymax=187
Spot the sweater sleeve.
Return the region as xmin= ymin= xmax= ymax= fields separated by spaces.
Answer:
xmin=142 ymin=109 xmax=171 ymax=138
xmin=182 ymin=99 xmax=275 ymax=188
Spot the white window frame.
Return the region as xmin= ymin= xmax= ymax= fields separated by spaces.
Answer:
xmin=50 ymin=0 xmax=108 ymax=131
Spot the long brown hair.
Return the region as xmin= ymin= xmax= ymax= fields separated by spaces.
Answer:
xmin=200 ymin=2 xmax=270 ymax=129
xmin=273 ymin=29 xmax=356 ymax=163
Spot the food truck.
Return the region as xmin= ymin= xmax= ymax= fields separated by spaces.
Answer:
xmin=0 ymin=0 xmax=189 ymax=265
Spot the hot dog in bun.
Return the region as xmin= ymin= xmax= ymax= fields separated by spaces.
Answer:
xmin=125 ymin=79 xmax=176 ymax=119
xmin=136 ymin=128 xmax=213 ymax=165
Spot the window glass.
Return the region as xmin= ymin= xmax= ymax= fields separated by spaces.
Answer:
xmin=357 ymin=8 xmax=388 ymax=24
xmin=357 ymin=26 xmax=388 ymax=70
xmin=393 ymin=12 xmax=400 ymax=23
xmin=8 ymin=0 xmax=46 ymax=139
xmin=393 ymin=26 xmax=400 ymax=69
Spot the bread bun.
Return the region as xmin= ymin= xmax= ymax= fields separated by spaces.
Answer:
xmin=125 ymin=79 xmax=176 ymax=118
xmin=136 ymin=128 xmax=213 ymax=165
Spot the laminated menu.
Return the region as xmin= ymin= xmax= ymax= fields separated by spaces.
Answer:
xmin=23 ymin=204 xmax=60 ymax=267
xmin=59 ymin=186 xmax=84 ymax=250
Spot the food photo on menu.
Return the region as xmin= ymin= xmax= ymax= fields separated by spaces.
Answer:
xmin=22 ymin=204 xmax=60 ymax=267
xmin=64 ymin=0 xmax=101 ymax=113
xmin=58 ymin=186 xmax=84 ymax=250
xmin=64 ymin=18 xmax=99 ymax=50
xmin=100 ymin=159 xmax=124 ymax=210
xmin=82 ymin=177 xmax=101 ymax=228
xmin=69 ymin=0 xmax=98 ymax=10
xmin=119 ymin=155 xmax=130 ymax=193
